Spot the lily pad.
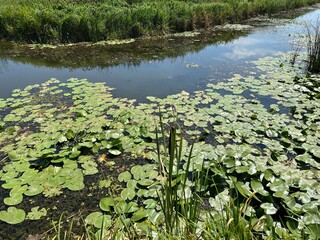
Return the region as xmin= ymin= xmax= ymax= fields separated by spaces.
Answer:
xmin=0 ymin=207 xmax=25 ymax=224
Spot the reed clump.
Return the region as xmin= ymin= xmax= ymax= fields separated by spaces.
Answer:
xmin=0 ymin=0 xmax=319 ymax=43
xmin=306 ymin=19 xmax=320 ymax=73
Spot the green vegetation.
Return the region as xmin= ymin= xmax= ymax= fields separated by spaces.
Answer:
xmin=0 ymin=49 xmax=319 ymax=239
xmin=0 ymin=0 xmax=319 ymax=43
xmin=306 ymin=20 xmax=320 ymax=73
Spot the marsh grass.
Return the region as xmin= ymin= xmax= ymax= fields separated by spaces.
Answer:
xmin=0 ymin=0 xmax=319 ymax=43
xmin=306 ymin=18 xmax=320 ymax=73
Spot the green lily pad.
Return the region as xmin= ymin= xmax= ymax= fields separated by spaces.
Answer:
xmin=0 ymin=207 xmax=26 ymax=224
xmin=118 ymin=171 xmax=132 ymax=182
xmin=108 ymin=149 xmax=121 ymax=156
xmin=4 ymin=194 xmax=23 ymax=206
xmin=99 ymin=197 xmax=115 ymax=212
xmin=121 ymin=188 xmax=135 ymax=200
xmin=261 ymin=203 xmax=278 ymax=215
xmin=131 ymin=208 xmax=149 ymax=222
xmin=85 ymin=212 xmax=103 ymax=225
xmin=26 ymin=207 xmax=47 ymax=220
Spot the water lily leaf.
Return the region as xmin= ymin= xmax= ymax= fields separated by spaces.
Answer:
xmin=69 ymin=148 xmax=81 ymax=159
xmin=261 ymin=203 xmax=278 ymax=215
xmin=148 ymin=209 xmax=164 ymax=224
xmin=10 ymin=185 xmax=28 ymax=197
xmin=24 ymin=184 xmax=44 ymax=196
xmin=26 ymin=207 xmax=47 ymax=220
xmin=65 ymin=181 xmax=84 ymax=191
xmin=118 ymin=171 xmax=132 ymax=182
xmin=138 ymin=179 xmax=154 ymax=187
xmin=121 ymin=188 xmax=135 ymax=200
xmin=94 ymin=214 xmax=112 ymax=229
xmin=4 ymin=114 xmax=21 ymax=122
xmin=251 ymin=179 xmax=269 ymax=196
xmin=99 ymin=197 xmax=115 ymax=212
xmin=4 ymin=194 xmax=23 ymax=206
xmin=143 ymin=199 xmax=157 ymax=209
xmin=111 ymin=132 xmax=121 ymax=139
xmin=131 ymin=208 xmax=149 ymax=222
xmin=0 ymin=207 xmax=25 ymax=224
xmin=108 ymin=149 xmax=121 ymax=156
xmin=234 ymin=181 xmax=251 ymax=197
xmin=116 ymin=201 xmax=139 ymax=214
xmin=79 ymin=141 xmax=94 ymax=148
xmin=85 ymin=212 xmax=103 ymax=225
xmin=268 ymin=179 xmax=287 ymax=192
xmin=8 ymin=152 xmax=20 ymax=161
xmin=58 ymin=134 xmax=67 ymax=143
xmin=266 ymin=129 xmax=278 ymax=138
xmin=66 ymin=129 xmax=75 ymax=139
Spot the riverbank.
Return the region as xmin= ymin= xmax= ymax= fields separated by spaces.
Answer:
xmin=0 ymin=0 xmax=319 ymax=44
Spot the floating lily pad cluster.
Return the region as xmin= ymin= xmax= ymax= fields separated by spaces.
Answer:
xmin=0 ymin=51 xmax=319 ymax=238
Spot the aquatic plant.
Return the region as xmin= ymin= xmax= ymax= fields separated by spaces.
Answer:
xmin=306 ymin=18 xmax=320 ymax=73
xmin=0 ymin=48 xmax=319 ymax=239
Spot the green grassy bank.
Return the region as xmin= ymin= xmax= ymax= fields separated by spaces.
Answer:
xmin=0 ymin=0 xmax=319 ymax=43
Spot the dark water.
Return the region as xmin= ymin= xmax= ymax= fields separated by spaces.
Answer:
xmin=0 ymin=7 xmax=319 ymax=102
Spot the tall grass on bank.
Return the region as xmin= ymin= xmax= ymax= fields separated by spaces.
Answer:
xmin=306 ymin=19 xmax=320 ymax=73
xmin=0 ymin=0 xmax=319 ymax=43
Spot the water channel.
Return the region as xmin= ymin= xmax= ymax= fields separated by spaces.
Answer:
xmin=0 ymin=5 xmax=319 ymax=102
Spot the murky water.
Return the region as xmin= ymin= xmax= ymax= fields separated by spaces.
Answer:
xmin=0 ymin=6 xmax=319 ymax=102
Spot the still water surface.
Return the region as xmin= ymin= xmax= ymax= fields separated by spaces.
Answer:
xmin=0 ymin=7 xmax=319 ymax=102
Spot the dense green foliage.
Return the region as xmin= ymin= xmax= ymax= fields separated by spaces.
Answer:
xmin=0 ymin=0 xmax=319 ymax=43
xmin=0 ymin=51 xmax=319 ymax=239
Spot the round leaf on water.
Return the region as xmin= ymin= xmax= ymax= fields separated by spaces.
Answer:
xmin=4 ymin=114 xmax=21 ymax=122
xmin=94 ymin=214 xmax=112 ymax=229
xmin=143 ymin=199 xmax=157 ymax=209
xmin=85 ymin=212 xmax=103 ymax=225
xmin=26 ymin=207 xmax=47 ymax=220
xmin=118 ymin=201 xmax=139 ymax=214
xmin=127 ymin=180 xmax=137 ymax=189
xmin=8 ymin=152 xmax=20 ymax=161
xmin=65 ymin=181 xmax=84 ymax=191
xmin=111 ymin=132 xmax=121 ymax=139
xmin=0 ymin=207 xmax=25 ymax=224
xmin=251 ymin=179 xmax=269 ymax=196
xmin=266 ymin=129 xmax=278 ymax=138
xmin=2 ymin=179 xmax=21 ymax=189
xmin=24 ymin=184 xmax=44 ymax=196
xmin=138 ymin=179 xmax=154 ymax=186
xmin=234 ymin=181 xmax=251 ymax=197
xmin=108 ymin=149 xmax=121 ymax=156
xmin=10 ymin=185 xmax=28 ymax=197
xmin=118 ymin=171 xmax=132 ymax=182
xmin=121 ymin=188 xmax=135 ymax=200
xmin=269 ymin=179 xmax=287 ymax=192
xmin=99 ymin=197 xmax=115 ymax=212
xmin=66 ymin=129 xmax=75 ymax=139
xmin=260 ymin=203 xmax=278 ymax=215
xmin=4 ymin=195 xmax=23 ymax=206
xmin=131 ymin=208 xmax=149 ymax=222
xmin=69 ymin=149 xmax=81 ymax=159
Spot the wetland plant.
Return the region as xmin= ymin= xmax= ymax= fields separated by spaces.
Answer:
xmin=306 ymin=19 xmax=320 ymax=73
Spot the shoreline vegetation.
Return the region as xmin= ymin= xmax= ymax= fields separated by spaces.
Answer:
xmin=0 ymin=0 xmax=320 ymax=44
